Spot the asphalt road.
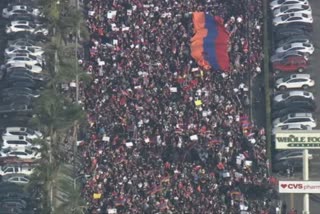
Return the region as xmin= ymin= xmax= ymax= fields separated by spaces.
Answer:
xmin=274 ymin=1 xmax=320 ymax=213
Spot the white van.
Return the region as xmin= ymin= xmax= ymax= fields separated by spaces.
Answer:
xmin=3 ymin=127 xmax=42 ymax=139
xmin=2 ymin=135 xmax=40 ymax=150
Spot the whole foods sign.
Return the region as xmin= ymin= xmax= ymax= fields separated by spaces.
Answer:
xmin=279 ymin=181 xmax=320 ymax=193
xmin=275 ymin=130 xmax=320 ymax=149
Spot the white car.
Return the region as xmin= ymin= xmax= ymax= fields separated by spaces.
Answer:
xmin=5 ymin=21 xmax=48 ymax=36
xmin=2 ymin=135 xmax=41 ymax=150
xmin=2 ymin=174 xmax=30 ymax=184
xmin=273 ymin=13 xmax=313 ymax=26
xmin=275 ymin=42 xmax=314 ymax=55
xmin=273 ymin=90 xmax=314 ymax=102
xmin=5 ymin=46 xmax=44 ymax=57
xmin=275 ymin=74 xmax=315 ymax=90
xmin=0 ymin=165 xmax=35 ymax=176
xmin=270 ymin=0 xmax=309 ymax=10
xmin=6 ymin=62 xmax=43 ymax=73
xmin=273 ymin=5 xmax=311 ymax=17
xmin=3 ymin=127 xmax=43 ymax=140
xmin=8 ymin=39 xmax=42 ymax=51
xmin=273 ymin=112 xmax=316 ymax=128
xmin=6 ymin=54 xmax=42 ymax=66
xmin=2 ymin=5 xmax=41 ymax=18
xmin=0 ymin=148 xmax=41 ymax=160
xmin=272 ymin=124 xmax=311 ymax=134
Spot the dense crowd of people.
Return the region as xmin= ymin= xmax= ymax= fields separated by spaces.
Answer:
xmin=77 ymin=0 xmax=280 ymax=213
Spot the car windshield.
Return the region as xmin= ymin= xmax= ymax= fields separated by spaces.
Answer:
xmin=25 ymin=149 xmax=33 ymax=155
xmin=280 ymin=115 xmax=288 ymax=122
xmin=282 ymin=76 xmax=291 ymax=82
xmin=281 ymin=14 xmax=290 ymax=20
xmin=280 ymin=6 xmax=289 ymax=12
xmin=282 ymin=94 xmax=289 ymax=99
xmin=26 ymin=129 xmax=35 ymax=135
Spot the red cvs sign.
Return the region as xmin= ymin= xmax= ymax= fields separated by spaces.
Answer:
xmin=281 ymin=184 xmax=303 ymax=189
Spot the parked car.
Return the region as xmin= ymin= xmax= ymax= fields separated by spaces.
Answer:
xmin=274 ymin=28 xmax=311 ymax=43
xmin=6 ymin=63 xmax=43 ymax=74
xmin=270 ymin=0 xmax=309 ymax=10
xmin=2 ymin=5 xmax=41 ymax=19
xmin=271 ymin=51 xmax=308 ymax=62
xmin=273 ymin=4 xmax=311 ymax=17
xmin=272 ymin=56 xmax=308 ymax=73
xmin=3 ymin=127 xmax=42 ymax=140
xmin=272 ymin=124 xmax=311 ymax=135
xmin=0 ymin=165 xmax=35 ymax=176
xmin=273 ymin=158 xmax=303 ymax=172
xmin=6 ymin=55 xmax=42 ymax=66
xmin=5 ymin=46 xmax=44 ymax=57
xmin=275 ymin=74 xmax=315 ymax=90
xmin=273 ymin=99 xmax=316 ymax=111
xmin=6 ymin=70 xmax=47 ymax=82
xmin=274 ymin=150 xmax=312 ymax=161
xmin=276 ymin=35 xmax=311 ymax=47
xmin=1 ymin=174 xmax=30 ymax=185
xmin=273 ymin=112 xmax=316 ymax=128
xmin=5 ymin=20 xmax=48 ymax=36
xmin=272 ymin=105 xmax=314 ymax=119
xmin=8 ymin=39 xmax=42 ymax=50
xmin=0 ymin=104 xmax=32 ymax=114
xmin=1 ymin=87 xmax=40 ymax=98
xmin=275 ymin=42 xmax=314 ymax=55
xmin=0 ymin=148 xmax=41 ymax=160
xmin=273 ymin=90 xmax=314 ymax=103
xmin=273 ymin=13 xmax=313 ymax=26
xmin=2 ymin=135 xmax=40 ymax=150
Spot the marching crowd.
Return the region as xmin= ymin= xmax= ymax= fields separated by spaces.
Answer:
xmin=77 ymin=0 xmax=280 ymax=213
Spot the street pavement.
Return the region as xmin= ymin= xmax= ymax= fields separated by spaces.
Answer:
xmin=272 ymin=1 xmax=320 ymax=213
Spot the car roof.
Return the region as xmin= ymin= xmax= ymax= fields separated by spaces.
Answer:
xmin=5 ymin=127 xmax=27 ymax=131
xmin=288 ymin=90 xmax=311 ymax=96
xmin=289 ymin=73 xmax=311 ymax=78
xmin=289 ymin=112 xmax=313 ymax=117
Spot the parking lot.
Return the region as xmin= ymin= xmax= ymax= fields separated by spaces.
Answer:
xmin=272 ymin=0 xmax=320 ymax=213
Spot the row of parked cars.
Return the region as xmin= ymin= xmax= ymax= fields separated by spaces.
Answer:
xmin=0 ymin=1 xmax=48 ymax=213
xmin=269 ymin=0 xmax=315 ymax=174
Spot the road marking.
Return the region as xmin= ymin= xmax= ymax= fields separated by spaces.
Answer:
xmin=290 ymin=193 xmax=294 ymax=209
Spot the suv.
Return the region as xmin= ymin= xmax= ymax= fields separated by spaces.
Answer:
xmin=272 ymin=56 xmax=308 ymax=73
xmin=0 ymin=165 xmax=35 ymax=176
xmin=273 ymin=90 xmax=314 ymax=103
xmin=273 ymin=112 xmax=316 ymax=128
xmin=3 ymin=127 xmax=42 ymax=140
xmin=275 ymin=74 xmax=315 ymax=90
xmin=2 ymin=135 xmax=40 ymax=150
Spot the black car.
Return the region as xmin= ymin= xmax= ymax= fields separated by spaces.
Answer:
xmin=272 ymin=107 xmax=313 ymax=119
xmin=1 ymin=87 xmax=40 ymax=98
xmin=7 ymin=69 xmax=48 ymax=82
xmin=0 ymin=104 xmax=32 ymax=114
xmin=274 ymin=23 xmax=313 ymax=33
xmin=275 ymin=31 xmax=311 ymax=43
xmin=273 ymin=158 xmax=303 ymax=173
xmin=276 ymin=35 xmax=311 ymax=48
xmin=273 ymin=99 xmax=316 ymax=111
xmin=1 ymin=95 xmax=32 ymax=106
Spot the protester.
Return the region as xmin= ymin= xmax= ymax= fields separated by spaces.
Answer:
xmin=77 ymin=0 xmax=279 ymax=213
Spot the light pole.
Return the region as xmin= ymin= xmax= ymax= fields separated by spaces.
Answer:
xmin=303 ymin=149 xmax=310 ymax=214
xmin=73 ymin=175 xmax=83 ymax=190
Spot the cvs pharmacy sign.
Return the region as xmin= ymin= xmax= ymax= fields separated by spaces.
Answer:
xmin=279 ymin=181 xmax=320 ymax=193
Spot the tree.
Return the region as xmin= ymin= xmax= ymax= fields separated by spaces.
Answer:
xmin=54 ymin=177 xmax=87 ymax=214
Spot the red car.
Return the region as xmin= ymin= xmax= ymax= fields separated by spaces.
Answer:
xmin=272 ymin=56 xmax=309 ymax=73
